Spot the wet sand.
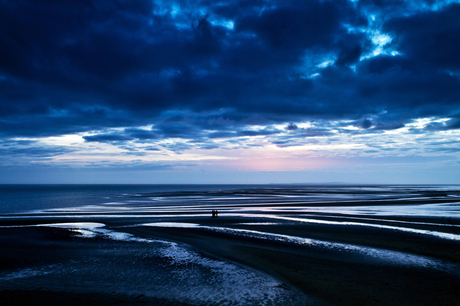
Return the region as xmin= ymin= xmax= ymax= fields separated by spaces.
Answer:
xmin=0 ymin=221 xmax=312 ymax=305
xmin=1 ymin=214 xmax=459 ymax=305
xmin=124 ymin=216 xmax=460 ymax=305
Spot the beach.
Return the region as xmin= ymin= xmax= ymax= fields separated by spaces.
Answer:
xmin=1 ymin=185 xmax=460 ymax=305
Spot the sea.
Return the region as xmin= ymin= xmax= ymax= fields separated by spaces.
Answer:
xmin=1 ymin=183 xmax=459 ymax=215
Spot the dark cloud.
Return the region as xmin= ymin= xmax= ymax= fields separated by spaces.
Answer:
xmin=428 ymin=147 xmax=460 ymax=154
xmin=271 ymin=140 xmax=302 ymax=148
xmin=154 ymin=120 xmax=204 ymax=138
xmin=83 ymin=134 xmax=133 ymax=143
xmin=237 ymin=1 xmax=357 ymax=51
xmin=141 ymin=146 xmax=161 ymax=151
xmin=446 ymin=118 xmax=460 ymax=130
xmin=359 ymin=119 xmax=373 ymax=129
xmin=336 ymin=32 xmax=370 ymax=66
xmin=124 ymin=128 xmax=158 ymax=140
xmin=199 ymin=143 xmax=220 ymax=150
xmin=373 ymin=121 xmax=405 ymax=131
xmin=82 ymin=123 xmax=280 ymax=150
xmin=425 ymin=115 xmax=460 ymax=131
xmin=0 ymin=0 xmax=458 ymax=146
xmin=237 ymin=129 xmax=278 ymax=137
xmin=0 ymin=141 xmax=75 ymax=158
xmin=300 ymin=128 xmax=333 ymax=137
xmin=286 ymin=123 xmax=298 ymax=131
xmin=384 ymin=3 xmax=460 ymax=70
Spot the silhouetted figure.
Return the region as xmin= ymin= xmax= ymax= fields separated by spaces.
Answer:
xmin=212 ymin=210 xmax=216 ymax=218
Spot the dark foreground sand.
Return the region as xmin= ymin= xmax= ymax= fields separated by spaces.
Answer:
xmin=124 ymin=216 xmax=460 ymax=306
xmin=1 ymin=212 xmax=460 ymax=305
xmin=0 ymin=225 xmax=199 ymax=306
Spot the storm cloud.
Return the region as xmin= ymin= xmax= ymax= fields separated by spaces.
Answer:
xmin=0 ymin=0 xmax=459 ymax=149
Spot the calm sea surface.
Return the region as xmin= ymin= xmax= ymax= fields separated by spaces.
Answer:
xmin=0 ymin=184 xmax=257 ymax=214
xmin=1 ymin=184 xmax=460 ymax=217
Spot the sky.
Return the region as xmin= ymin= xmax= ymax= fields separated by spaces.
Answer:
xmin=1 ymin=0 xmax=460 ymax=184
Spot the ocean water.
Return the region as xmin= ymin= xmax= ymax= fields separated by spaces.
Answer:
xmin=0 ymin=184 xmax=252 ymax=214
xmin=2 ymin=184 xmax=460 ymax=217
xmin=1 ymin=184 xmax=460 ymax=305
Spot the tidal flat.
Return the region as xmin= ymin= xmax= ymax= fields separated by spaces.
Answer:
xmin=1 ymin=184 xmax=460 ymax=305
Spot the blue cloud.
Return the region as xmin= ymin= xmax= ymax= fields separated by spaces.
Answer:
xmin=0 ymin=0 xmax=458 ymax=148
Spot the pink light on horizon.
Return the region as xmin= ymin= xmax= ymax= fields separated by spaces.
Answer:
xmin=224 ymin=156 xmax=334 ymax=171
